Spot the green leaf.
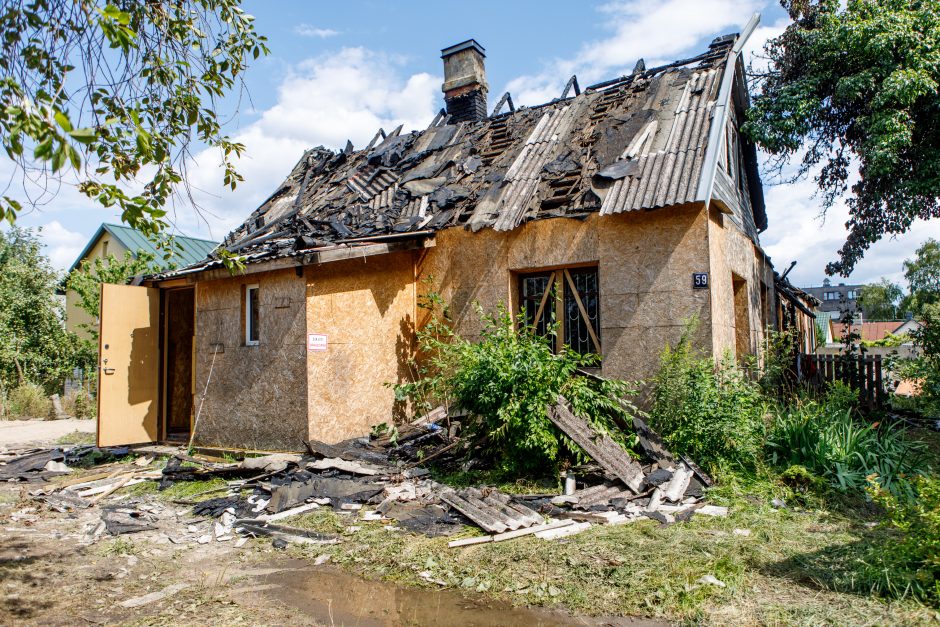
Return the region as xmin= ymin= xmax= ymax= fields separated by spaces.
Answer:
xmin=53 ymin=111 xmax=72 ymax=132
xmin=33 ymin=137 xmax=53 ymax=159
xmin=69 ymin=128 xmax=96 ymax=144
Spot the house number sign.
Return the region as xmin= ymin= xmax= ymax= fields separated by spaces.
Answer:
xmin=307 ymin=334 xmax=328 ymax=351
xmin=692 ymin=272 xmax=709 ymax=289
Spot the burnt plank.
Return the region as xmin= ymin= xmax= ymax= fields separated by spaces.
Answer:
xmin=548 ymin=398 xmax=645 ymax=492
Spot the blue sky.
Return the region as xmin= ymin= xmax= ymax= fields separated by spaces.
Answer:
xmin=3 ymin=0 xmax=933 ymax=288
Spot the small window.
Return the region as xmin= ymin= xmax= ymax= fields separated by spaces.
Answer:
xmin=101 ymin=240 xmax=108 ymax=259
xmin=518 ymin=267 xmax=601 ymax=356
xmin=846 ymin=290 xmax=857 ymax=300
xmin=245 ymin=284 xmax=260 ymax=345
xmin=824 ymin=291 xmax=840 ymax=301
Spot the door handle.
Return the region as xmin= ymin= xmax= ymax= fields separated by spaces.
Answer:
xmin=103 ymin=367 xmax=115 ymax=375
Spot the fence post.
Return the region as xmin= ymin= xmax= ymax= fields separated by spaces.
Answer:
xmin=874 ymin=355 xmax=884 ymax=406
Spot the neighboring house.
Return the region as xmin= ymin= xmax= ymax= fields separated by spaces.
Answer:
xmin=829 ymin=319 xmax=922 ymax=344
xmin=802 ymin=278 xmax=864 ymax=315
xmin=96 ymin=24 xmax=784 ymax=451
xmin=814 ymin=310 xmax=838 ymax=345
xmin=64 ymin=223 xmax=218 ymax=340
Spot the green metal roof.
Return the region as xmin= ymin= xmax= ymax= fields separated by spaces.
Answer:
xmin=67 ymin=223 xmax=218 ymax=274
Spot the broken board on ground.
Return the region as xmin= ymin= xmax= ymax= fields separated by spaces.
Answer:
xmin=548 ymin=398 xmax=644 ymax=492
xmin=440 ymin=488 xmax=542 ymax=533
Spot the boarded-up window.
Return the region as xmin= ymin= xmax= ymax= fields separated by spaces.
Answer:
xmin=518 ymin=267 xmax=601 ymax=356
xmin=245 ymin=284 xmax=260 ymax=345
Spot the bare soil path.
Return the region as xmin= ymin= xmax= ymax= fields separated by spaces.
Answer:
xmin=0 ymin=419 xmax=95 ymax=449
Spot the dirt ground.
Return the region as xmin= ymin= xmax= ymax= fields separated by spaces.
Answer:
xmin=0 ymin=458 xmax=656 ymax=626
xmin=0 ymin=419 xmax=95 ymax=449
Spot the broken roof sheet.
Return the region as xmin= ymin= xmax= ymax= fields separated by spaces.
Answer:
xmin=156 ymin=36 xmax=752 ymax=278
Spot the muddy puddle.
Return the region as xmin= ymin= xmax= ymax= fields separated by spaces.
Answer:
xmin=235 ymin=559 xmax=666 ymax=626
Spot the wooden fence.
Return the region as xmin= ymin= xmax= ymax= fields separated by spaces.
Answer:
xmin=799 ymin=353 xmax=886 ymax=409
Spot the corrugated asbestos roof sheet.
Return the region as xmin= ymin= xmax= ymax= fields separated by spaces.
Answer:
xmin=161 ymin=36 xmax=752 ymax=276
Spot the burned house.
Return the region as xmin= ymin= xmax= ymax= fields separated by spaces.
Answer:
xmin=98 ymin=24 xmax=779 ymax=451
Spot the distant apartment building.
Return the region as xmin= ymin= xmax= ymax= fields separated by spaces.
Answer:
xmin=802 ymin=278 xmax=864 ymax=315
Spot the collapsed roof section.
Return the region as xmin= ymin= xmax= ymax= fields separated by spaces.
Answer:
xmin=153 ymin=33 xmax=765 ymax=279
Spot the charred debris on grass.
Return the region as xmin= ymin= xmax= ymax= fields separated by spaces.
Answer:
xmin=3 ymin=398 xmax=724 ymax=549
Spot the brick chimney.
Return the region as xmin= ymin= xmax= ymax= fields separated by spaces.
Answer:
xmin=441 ymin=39 xmax=488 ymax=123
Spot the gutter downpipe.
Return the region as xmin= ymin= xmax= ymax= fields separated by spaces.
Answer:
xmin=695 ymin=12 xmax=761 ymax=209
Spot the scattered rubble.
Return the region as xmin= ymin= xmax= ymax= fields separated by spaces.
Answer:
xmin=0 ymin=399 xmax=726 ymax=554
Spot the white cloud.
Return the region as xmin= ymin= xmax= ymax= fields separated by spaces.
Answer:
xmin=505 ymin=0 xmax=766 ymax=105
xmin=294 ymin=24 xmax=340 ymax=38
xmin=178 ymin=47 xmax=440 ymax=240
xmin=37 ymin=220 xmax=87 ymax=270
xmin=760 ymin=169 xmax=940 ymax=288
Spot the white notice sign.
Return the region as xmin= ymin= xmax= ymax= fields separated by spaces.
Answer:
xmin=307 ymin=334 xmax=328 ymax=351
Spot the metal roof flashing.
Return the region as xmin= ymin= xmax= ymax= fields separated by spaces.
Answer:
xmin=695 ymin=13 xmax=762 ymax=210
xmin=440 ymin=39 xmax=485 ymax=59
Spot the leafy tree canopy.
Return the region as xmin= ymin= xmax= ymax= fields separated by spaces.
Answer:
xmin=857 ymin=278 xmax=903 ymax=320
xmin=746 ymin=0 xmax=940 ymax=275
xmin=0 ymin=0 xmax=268 ymax=255
xmin=0 ymin=227 xmax=90 ymax=390
xmin=902 ymin=238 xmax=940 ymax=315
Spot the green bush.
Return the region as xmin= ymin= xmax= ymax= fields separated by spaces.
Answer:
xmin=825 ymin=380 xmax=860 ymax=415
xmin=62 ymin=390 xmax=96 ymax=419
xmin=2 ymin=383 xmax=53 ymax=419
xmin=394 ymin=295 xmax=640 ymax=475
xmin=866 ymin=475 xmax=940 ymax=604
xmin=766 ymin=394 xmax=927 ymax=495
xmin=649 ymin=321 xmax=766 ymax=472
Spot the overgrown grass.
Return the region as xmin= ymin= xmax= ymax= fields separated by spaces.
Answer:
xmin=55 ymin=430 xmax=95 ymax=445
xmin=275 ymin=488 xmax=936 ymax=624
xmin=124 ymin=476 xmax=229 ymax=501
xmin=767 ymin=394 xmax=928 ymax=496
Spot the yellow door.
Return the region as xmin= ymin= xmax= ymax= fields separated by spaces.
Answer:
xmin=97 ymin=283 xmax=160 ymax=446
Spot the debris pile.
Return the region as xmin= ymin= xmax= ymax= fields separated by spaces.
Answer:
xmin=1 ymin=398 xmax=725 ymax=551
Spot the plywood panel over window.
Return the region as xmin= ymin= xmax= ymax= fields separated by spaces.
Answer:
xmin=518 ymin=267 xmax=600 ymax=355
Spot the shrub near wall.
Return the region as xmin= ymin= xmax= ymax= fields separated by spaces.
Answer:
xmin=649 ymin=322 xmax=765 ymax=472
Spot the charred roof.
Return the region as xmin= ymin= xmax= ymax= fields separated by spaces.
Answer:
xmin=156 ymin=34 xmax=766 ymax=279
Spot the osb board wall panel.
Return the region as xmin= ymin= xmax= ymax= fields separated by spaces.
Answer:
xmin=707 ymin=208 xmax=774 ymax=359
xmin=193 ymin=268 xmax=308 ymax=451
xmin=305 ymin=250 xmax=416 ymax=443
xmin=419 ymin=204 xmax=712 ymax=385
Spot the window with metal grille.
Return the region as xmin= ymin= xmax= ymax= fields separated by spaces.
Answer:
xmin=518 ymin=267 xmax=601 ymax=356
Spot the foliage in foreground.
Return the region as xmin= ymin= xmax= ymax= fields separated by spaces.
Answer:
xmin=394 ymin=294 xmax=640 ymax=474
xmin=746 ymin=0 xmax=940 ymax=275
xmin=649 ymin=321 xmax=765 ymax=472
xmin=1 ymin=0 xmax=268 ymax=263
xmin=867 ymin=474 xmax=940 ymax=604
xmin=766 ymin=386 xmax=927 ymax=495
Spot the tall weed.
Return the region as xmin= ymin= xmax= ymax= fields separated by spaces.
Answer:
xmin=649 ymin=320 xmax=765 ymax=472
xmin=766 ymin=390 xmax=927 ymax=495
xmin=866 ymin=475 xmax=940 ymax=604
xmin=1 ymin=383 xmax=53 ymax=419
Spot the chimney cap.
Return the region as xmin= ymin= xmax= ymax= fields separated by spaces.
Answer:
xmin=441 ymin=39 xmax=485 ymax=59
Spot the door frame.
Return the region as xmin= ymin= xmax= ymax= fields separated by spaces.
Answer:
xmin=159 ymin=285 xmax=196 ymax=442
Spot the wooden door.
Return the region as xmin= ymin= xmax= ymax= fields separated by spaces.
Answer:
xmin=97 ymin=283 xmax=160 ymax=446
